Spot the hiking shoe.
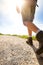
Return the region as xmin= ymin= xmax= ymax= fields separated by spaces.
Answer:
xmin=36 ymin=31 xmax=43 ymax=55
xmin=36 ymin=46 xmax=43 ymax=55
xmin=26 ymin=37 xmax=33 ymax=46
xmin=36 ymin=31 xmax=43 ymax=43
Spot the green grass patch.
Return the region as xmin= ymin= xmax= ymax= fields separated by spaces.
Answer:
xmin=12 ymin=34 xmax=28 ymax=38
xmin=0 ymin=33 xmax=36 ymax=40
xmin=12 ymin=34 xmax=18 ymax=36
xmin=12 ymin=34 xmax=36 ymax=40
xmin=32 ymin=36 xmax=36 ymax=40
xmin=17 ymin=35 xmax=28 ymax=39
xmin=0 ymin=33 xmax=4 ymax=35
xmin=5 ymin=34 xmax=11 ymax=36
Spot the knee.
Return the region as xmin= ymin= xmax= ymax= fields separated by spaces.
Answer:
xmin=23 ymin=21 xmax=33 ymax=27
xmin=23 ymin=22 xmax=28 ymax=26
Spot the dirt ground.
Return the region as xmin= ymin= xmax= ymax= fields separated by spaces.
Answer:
xmin=0 ymin=35 xmax=43 ymax=65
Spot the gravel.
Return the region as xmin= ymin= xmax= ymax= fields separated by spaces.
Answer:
xmin=0 ymin=35 xmax=43 ymax=65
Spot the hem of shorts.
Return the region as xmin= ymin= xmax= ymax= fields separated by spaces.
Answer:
xmin=23 ymin=19 xmax=33 ymax=22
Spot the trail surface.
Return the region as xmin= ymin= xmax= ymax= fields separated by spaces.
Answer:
xmin=0 ymin=36 xmax=43 ymax=65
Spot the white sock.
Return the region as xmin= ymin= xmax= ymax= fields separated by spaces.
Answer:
xmin=36 ymin=30 xmax=40 ymax=34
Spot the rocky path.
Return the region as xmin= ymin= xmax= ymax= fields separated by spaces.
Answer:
xmin=0 ymin=35 xmax=43 ymax=65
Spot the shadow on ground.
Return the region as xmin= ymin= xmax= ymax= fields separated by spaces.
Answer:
xmin=30 ymin=43 xmax=43 ymax=65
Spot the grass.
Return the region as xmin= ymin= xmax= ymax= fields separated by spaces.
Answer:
xmin=0 ymin=33 xmax=4 ymax=35
xmin=16 ymin=35 xmax=28 ymax=39
xmin=32 ymin=36 xmax=36 ymax=40
xmin=12 ymin=34 xmax=36 ymax=40
xmin=0 ymin=33 xmax=36 ymax=40
xmin=5 ymin=34 xmax=11 ymax=36
xmin=12 ymin=34 xmax=28 ymax=38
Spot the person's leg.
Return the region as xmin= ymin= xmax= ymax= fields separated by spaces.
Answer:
xmin=23 ymin=21 xmax=43 ymax=55
xmin=26 ymin=22 xmax=43 ymax=55
xmin=27 ymin=27 xmax=32 ymax=37
xmin=23 ymin=21 xmax=39 ymax=42
xmin=27 ymin=22 xmax=39 ymax=33
xmin=24 ymin=21 xmax=39 ymax=45
xmin=26 ymin=28 xmax=33 ymax=45
xmin=23 ymin=21 xmax=39 ymax=35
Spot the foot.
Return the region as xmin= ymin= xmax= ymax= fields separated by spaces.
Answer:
xmin=26 ymin=37 xmax=33 ymax=46
xmin=36 ymin=31 xmax=43 ymax=55
xmin=36 ymin=31 xmax=43 ymax=43
xmin=36 ymin=46 xmax=43 ymax=55
xmin=39 ymin=56 xmax=43 ymax=60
